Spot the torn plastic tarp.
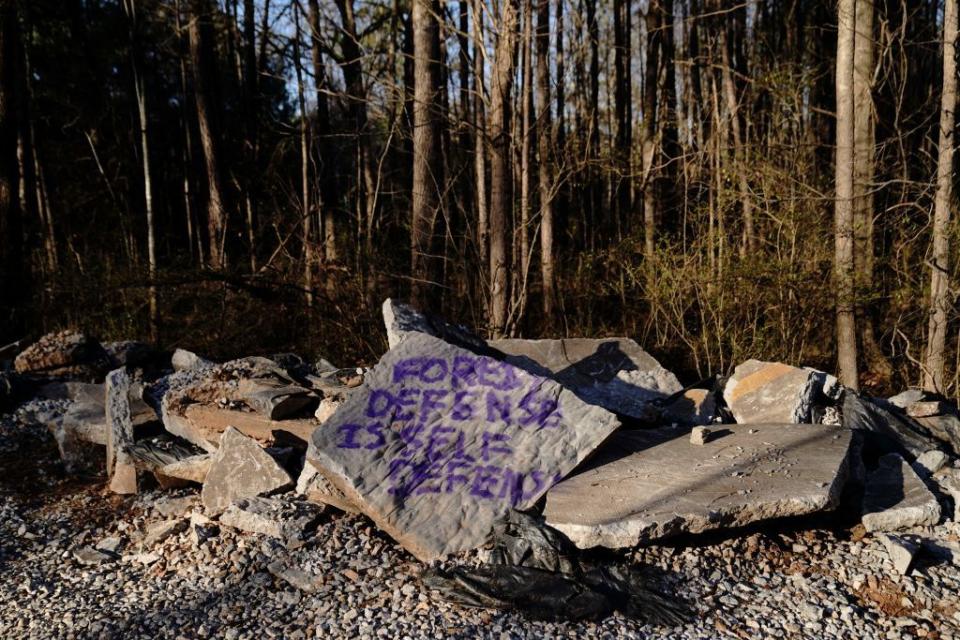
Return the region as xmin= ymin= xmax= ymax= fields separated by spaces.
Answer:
xmin=421 ymin=511 xmax=690 ymax=624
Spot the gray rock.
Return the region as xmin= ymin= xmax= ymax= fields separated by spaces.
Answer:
xmin=14 ymin=331 xmax=111 ymax=379
xmin=295 ymin=459 xmax=359 ymax=513
xmin=907 ymin=400 xmax=954 ymax=418
xmin=218 ymin=496 xmax=322 ymax=544
xmin=933 ymin=467 xmax=960 ymax=520
xmin=490 ymin=337 xmax=683 ymax=421
xmin=142 ymin=519 xmax=187 ymax=548
xmin=862 ymin=453 xmax=941 ymax=532
xmin=911 ymin=413 xmax=960 ymax=456
xmin=887 ymin=389 xmax=925 ymax=410
xmin=307 ymin=332 xmax=621 ymax=561
xmin=73 ymin=546 xmax=115 ymax=565
xmin=878 ymin=534 xmax=918 ymax=575
xmin=267 ymin=561 xmax=323 ymax=593
xmin=544 ymin=423 xmax=852 ymax=549
xmin=690 ymin=426 xmax=711 ymax=445
xmin=153 ymin=495 xmax=199 ymax=518
xmin=382 ymin=298 xmax=490 ymax=352
xmin=723 ymin=360 xmax=829 ymax=424
xmin=171 ymin=348 xmax=213 ymax=372
xmin=95 ymin=536 xmax=122 ymax=554
xmin=912 ymin=450 xmax=949 ymax=478
xmin=159 ymin=454 xmax=213 ymax=484
xmin=200 ymin=427 xmax=294 ymax=515
xmin=237 ymin=377 xmax=315 ymax=420
xmin=106 ymin=368 xmax=137 ymax=494
xmin=103 ymin=340 xmax=152 ymax=367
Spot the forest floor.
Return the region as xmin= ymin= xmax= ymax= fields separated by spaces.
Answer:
xmin=1 ymin=400 xmax=959 ymax=640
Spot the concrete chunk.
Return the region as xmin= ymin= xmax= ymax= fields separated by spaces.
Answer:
xmin=237 ymin=378 xmax=315 ymax=420
xmin=167 ymin=404 xmax=317 ymax=450
xmin=307 ymin=332 xmax=621 ymax=562
xmin=723 ymin=360 xmax=827 ymax=424
xmin=201 ymin=427 xmax=294 ymax=515
xmin=106 ymin=368 xmax=138 ymax=494
xmin=383 ymin=298 xmax=489 ymax=352
xmin=543 ymin=423 xmax=852 ymax=549
xmin=295 ymin=459 xmax=359 ymax=513
xmin=219 ymin=496 xmax=322 ymax=544
xmin=490 ymin=338 xmax=682 ymax=421
xmin=862 ymin=453 xmax=941 ymax=532
xmin=159 ymin=454 xmax=213 ymax=484
xmin=878 ymin=533 xmax=918 ymax=576
xmin=912 ymin=450 xmax=949 ymax=478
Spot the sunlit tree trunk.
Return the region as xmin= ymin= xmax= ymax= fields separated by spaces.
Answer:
xmin=536 ymin=0 xmax=555 ymax=319
xmin=488 ymin=0 xmax=519 ymax=337
xmin=411 ymin=0 xmax=442 ymax=307
xmin=473 ymin=0 xmax=488 ymax=273
xmin=924 ymin=0 xmax=957 ymax=393
xmin=293 ymin=3 xmax=312 ymax=305
xmin=835 ymin=0 xmax=859 ymax=390
xmin=641 ymin=1 xmax=661 ymax=261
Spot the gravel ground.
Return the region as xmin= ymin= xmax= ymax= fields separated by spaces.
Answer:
xmin=2 ymin=401 xmax=959 ymax=639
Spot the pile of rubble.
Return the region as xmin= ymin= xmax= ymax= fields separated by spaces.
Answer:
xmin=2 ymin=302 xmax=960 ymax=624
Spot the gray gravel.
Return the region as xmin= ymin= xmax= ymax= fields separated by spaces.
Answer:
xmin=2 ymin=401 xmax=959 ymax=639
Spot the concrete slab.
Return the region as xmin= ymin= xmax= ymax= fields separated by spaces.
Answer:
xmin=862 ymin=453 xmax=941 ymax=532
xmin=543 ymin=423 xmax=852 ymax=549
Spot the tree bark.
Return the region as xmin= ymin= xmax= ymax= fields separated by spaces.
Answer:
xmin=613 ymin=0 xmax=631 ymax=230
xmin=293 ymin=3 xmax=312 ymax=305
xmin=472 ymin=0 xmax=488 ymax=272
xmin=189 ymin=0 xmax=227 ymax=270
xmin=122 ymin=0 xmax=158 ymax=341
xmin=488 ymin=0 xmax=519 ymax=337
xmin=411 ymin=0 xmax=442 ymax=307
xmin=308 ymin=0 xmax=337 ymax=292
xmin=242 ymin=0 xmax=257 ymax=272
xmin=924 ymin=0 xmax=957 ymax=392
xmin=641 ymin=1 xmax=662 ymax=261
xmin=536 ymin=0 xmax=555 ymax=318
xmin=835 ymin=0 xmax=859 ymax=390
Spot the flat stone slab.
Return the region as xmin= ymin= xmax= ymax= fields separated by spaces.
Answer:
xmin=201 ymin=427 xmax=294 ymax=515
xmin=543 ymin=423 xmax=852 ymax=549
xmin=723 ymin=360 xmax=831 ymax=424
xmin=490 ymin=338 xmax=682 ymax=421
xmin=219 ymin=496 xmax=322 ymax=545
xmin=862 ymin=453 xmax=941 ymax=532
xmin=168 ymin=404 xmax=317 ymax=450
xmin=307 ymin=332 xmax=620 ymax=562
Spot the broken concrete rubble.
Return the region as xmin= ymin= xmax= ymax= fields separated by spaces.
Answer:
xmin=722 ymin=360 xmax=835 ymax=424
xmin=878 ymin=533 xmax=918 ymax=576
xmin=861 ymin=453 xmax=941 ymax=532
xmin=490 ymin=337 xmax=683 ymax=421
xmin=912 ymin=450 xmax=949 ymax=478
xmin=219 ymin=496 xmax=322 ymax=545
xmin=14 ymin=330 xmax=111 ymax=380
xmin=382 ymin=298 xmax=490 ymax=353
xmin=842 ymin=392 xmax=942 ymax=459
xmin=106 ymin=368 xmax=138 ymax=495
xmin=237 ymin=377 xmax=315 ymax=420
xmin=200 ymin=427 xmax=294 ymax=515
xmin=171 ymin=348 xmax=213 ymax=372
xmin=171 ymin=404 xmax=317 ymax=449
xmin=307 ymin=332 xmax=621 ymax=562
xmin=543 ymin=423 xmax=852 ymax=549
xmin=296 ymin=459 xmax=359 ymax=513
xmin=689 ymin=426 xmax=711 ymax=445
xmin=158 ymin=453 xmax=212 ymax=484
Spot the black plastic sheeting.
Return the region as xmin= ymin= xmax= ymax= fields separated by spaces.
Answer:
xmin=422 ymin=511 xmax=691 ymax=624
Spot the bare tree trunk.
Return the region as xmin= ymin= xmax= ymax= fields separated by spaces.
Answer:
xmin=716 ymin=0 xmax=754 ymax=253
xmin=536 ymin=0 xmax=556 ymax=318
xmin=835 ymin=0 xmax=859 ymax=390
xmin=411 ymin=0 xmax=442 ymax=307
xmin=518 ymin=0 xmax=533 ymax=306
xmin=472 ymin=0 xmax=488 ymax=273
xmin=924 ymin=0 xmax=957 ymax=392
xmin=613 ymin=0 xmax=631 ymax=231
xmin=122 ymin=0 xmax=158 ymax=342
xmin=189 ymin=0 xmax=227 ymax=270
xmin=852 ymin=0 xmax=891 ymax=383
xmin=175 ymin=0 xmax=201 ymax=264
xmin=242 ymin=0 xmax=257 ymax=272
xmin=641 ymin=1 xmax=662 ymax=261
xmin=489 ymin=0 xmax=519 ymax=337
xmin=293 ymin=3 xmax=312 ymax=305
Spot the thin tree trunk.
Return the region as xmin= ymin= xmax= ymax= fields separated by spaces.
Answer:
xmin=175 ymin=0 xmax=200 ymax=264
xmin=489 ymin=0 xmax=519 ymax=337
xmin=473 ymin=0 xmax=488 ymax=275
xmin=189 ymin=0 xmax=227 ymax=270
xmin=924 ymin=0 xmax=957 ymax=392
xmin=519 ymin=0 xmax=533 ymax=302
xmin=536 ymin=0 xmax=555 ymax=318
xmin=242 ymin=0 xmax=257 ymax=272
xmin=293 ymin=3 xmax=312 ymax=306
xmin=411 ymin=0 xmax=442 ymax=307
xmin=122 ymin=0 xmax=158 ymax=342
xmin=613 ymin=0 xmax=631 ymax=230
xmin=852 ymin=0 xmax=891 ymax=383
xmin=835 ymin=0 xmax=859 ymax=390
xmin=641 ymin=1 xmax=661 ymax=261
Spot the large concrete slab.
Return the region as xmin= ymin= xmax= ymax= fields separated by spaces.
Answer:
xmin=490 ymin=338 xmax=682 ymax=421
xmin=543 ymin=423 xmax=852 ymax=549
xmin=862 ymin=453 xmax=941 ymax=532
xmin=723 ymin=360 xmax=833 ymax=424
xmin=307 ymin=332 xmax=621 ymax=562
